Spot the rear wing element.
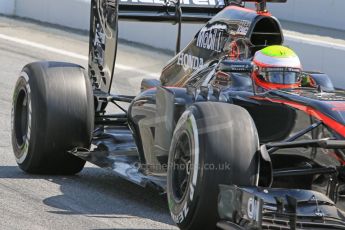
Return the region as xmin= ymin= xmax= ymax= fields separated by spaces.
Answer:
xmin=118 ymin=0 xmax=287 ymax=22
xmin=119 ymin=0 xmax=225 ymax=23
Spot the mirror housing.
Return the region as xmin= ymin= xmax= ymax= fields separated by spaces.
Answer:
xmin=301 ymin=72 xmax=335 ymax=91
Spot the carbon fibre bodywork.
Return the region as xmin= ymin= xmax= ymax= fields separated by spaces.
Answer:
xmin=160 ymin=6 xmax=283 ymax=86
xmin=218 ymin=185 xmax=345 ymax=229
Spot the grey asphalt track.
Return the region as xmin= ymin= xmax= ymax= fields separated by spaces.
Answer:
xmin=0 ymin=16 xmax=177 ymax=230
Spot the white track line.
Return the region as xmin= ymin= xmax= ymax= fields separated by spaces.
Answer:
xmin=0 ymin=33 xmax=159 ymax=78
xmin=284 ymin=32 xmax=345 ymax=50
xmin=1 ymin=31 xmax=344 ymax=74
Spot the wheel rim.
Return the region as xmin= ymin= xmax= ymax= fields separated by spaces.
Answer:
xmin=171 ymin=131 xmax=192 ymax=203
xmin=14 ymin=88 xmax=28 ymax=150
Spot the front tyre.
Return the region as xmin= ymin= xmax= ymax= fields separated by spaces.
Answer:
xmin=11 ymin=62 xmax=94 ymax=174
xmin=167 ymin=102 xmax=259 ymax=230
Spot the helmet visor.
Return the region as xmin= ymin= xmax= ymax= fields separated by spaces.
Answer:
xmin=259 ymin=68 xmax=301 ymax=85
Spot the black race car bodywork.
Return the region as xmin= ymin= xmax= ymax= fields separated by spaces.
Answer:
xmin=12 ymin=0 xmax=345 ymax=229
xmin=85 ymin=0 xmax=345 ymax=228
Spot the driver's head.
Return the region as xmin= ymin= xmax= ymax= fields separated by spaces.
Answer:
xmin=252 ymin=45 xmax=302 ymax=90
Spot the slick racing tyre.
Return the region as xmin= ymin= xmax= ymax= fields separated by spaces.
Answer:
xmin=167 ymin=102 xmax=259 ymax=230
xmin=11 ymin=62 xmax=94 ymax=174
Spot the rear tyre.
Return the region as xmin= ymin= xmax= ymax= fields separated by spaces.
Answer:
xmin=11 ymin=62 xmax=94 ymax=174
xmin=167 ymin=102 xmax=259 ymax=230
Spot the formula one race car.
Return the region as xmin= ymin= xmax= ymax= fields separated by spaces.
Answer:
xmin=11 ymin=0 xmax=345 ymax=229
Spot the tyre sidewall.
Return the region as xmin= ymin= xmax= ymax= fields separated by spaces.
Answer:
xmin=12 ymin=67 xmax=47 ymax=171
xmin=167 ymin=103 xmax=259 ymax=229
xmin=167 ymin=110 xmax=200 ymax=227
xmin=12 ymin=73 xmax=31 ymax=166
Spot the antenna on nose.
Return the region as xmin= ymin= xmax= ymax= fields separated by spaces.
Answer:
xmin=228 ymin=0 xmax=287 ymax=13
xmin=255 ymin=0 xmax=267 ymax=12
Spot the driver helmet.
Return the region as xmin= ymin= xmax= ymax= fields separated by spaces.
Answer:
xmin=252 ymin=45 xmax=302 ymax=90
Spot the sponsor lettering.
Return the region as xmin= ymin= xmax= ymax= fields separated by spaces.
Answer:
xmin=196 ymin=24 xmax=227 ymax=52
xmin=171 ymin=202 xmax=189 ymax=223
xmin=247 ymin=197 xmax=260 ymax=221
xmin=228 ymin=20 xmax=251 ymax=36
xmin=232 ymin=20 xmax=251 ymax=36
xmin=195 ymin=21 xmax=250 ymax=52
xmin=177 ymin=52 xmax=204 ymax=71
